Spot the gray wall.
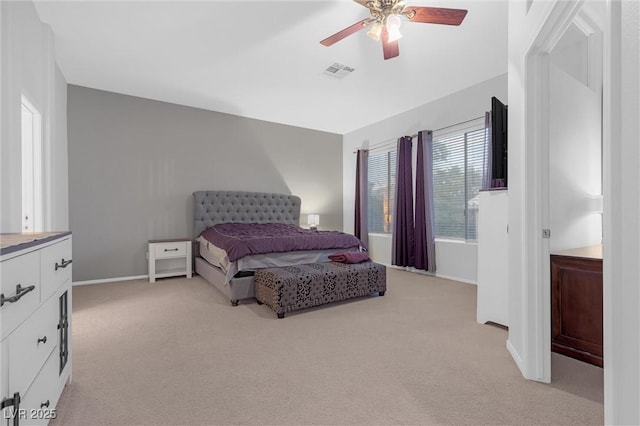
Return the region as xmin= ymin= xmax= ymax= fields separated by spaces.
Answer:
xmin=68 ymin=85 xmax=343 ymax=282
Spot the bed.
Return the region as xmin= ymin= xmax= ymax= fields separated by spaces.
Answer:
xmin=193 ymin=190 xmax=362 ymax=306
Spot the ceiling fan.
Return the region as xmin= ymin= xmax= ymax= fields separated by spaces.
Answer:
xmin=320 ymin=0 xmax=468 ymax=60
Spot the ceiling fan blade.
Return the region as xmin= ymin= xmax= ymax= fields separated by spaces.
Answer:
xmin=405 ymin=7 xmax=468 ymax=26
xmin=320 ymin=19 xmax=373 ymax=46
xmin=381 ymin=26 xmax=399 ymax=60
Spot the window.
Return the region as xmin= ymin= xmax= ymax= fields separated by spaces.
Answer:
xmin=368 ymin=149 xmax=397 ymax=234
xmin=432 ymin=122 xmax=486 ymax=241
xmin=21 ymin=96 xmax=43 ymax=232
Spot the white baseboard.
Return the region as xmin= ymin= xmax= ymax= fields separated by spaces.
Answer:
xmin=73 ymin=269 xmax=477 ymax=286
xmin=434 ymin=273 xmax=477 ymax=286
xmin=381 ymin=263 xmax=477 ymax=285
xmin=384 ymin=264 xmax=477 ymax=285
xmin=72 ymin=275 xmax=148 ymax=286
xmin=506 ymin=339 xmax=524 ymax=373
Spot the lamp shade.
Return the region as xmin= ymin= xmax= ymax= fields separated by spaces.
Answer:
xmin=386 ymin=14 xmax=403 ymax=42
xmin=367 ymin=22 xmax=383 ymax=41
xmin=307 ymin=214 xmax=320 ymax=227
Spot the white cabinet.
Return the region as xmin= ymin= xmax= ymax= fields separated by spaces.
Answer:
xmin=476 ymin=190 xmax=509 ymax=327
xmin=148 ymin=239 xmax=192 ymax=283
xmin=1 ymin=232 xmax=72 ymax=424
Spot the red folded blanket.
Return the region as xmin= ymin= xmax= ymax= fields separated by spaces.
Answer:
xmin=329 ymin=251 xmax=369 ymax=264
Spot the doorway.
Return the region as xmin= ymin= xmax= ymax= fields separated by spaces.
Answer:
xmin=523 ymin=0 xmax=605 ymax=384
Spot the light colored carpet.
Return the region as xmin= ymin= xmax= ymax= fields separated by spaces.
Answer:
xmin=52 ymin=268 xmax=603 ymax=425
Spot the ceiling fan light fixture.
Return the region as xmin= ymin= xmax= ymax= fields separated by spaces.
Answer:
xmin=320 ymin=2 xmax=468 ymax=60
xmin=386 ymin=14 xmax=403 ymax=42
xmin=367 ymin=21 xmax=383 ymax=41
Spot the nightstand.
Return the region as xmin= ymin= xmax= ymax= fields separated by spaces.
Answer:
xmin=148 ymin=239 xmax=192 ymax=283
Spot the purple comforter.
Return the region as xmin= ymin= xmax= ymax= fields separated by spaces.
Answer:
xmin=200 ymin=223 xmax=363 ymax=262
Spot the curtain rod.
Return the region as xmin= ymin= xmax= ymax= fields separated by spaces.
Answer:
xmin=352 ymin=115 xmax=484 ymax=154
xmin=436 ymin=115 xmax=485 ymax=133
xmin=352 ymin=134 xmax=416 ymax=154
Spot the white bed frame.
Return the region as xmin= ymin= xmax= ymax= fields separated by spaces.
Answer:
xmin=192 ymin=190 xmax=301 ymax=306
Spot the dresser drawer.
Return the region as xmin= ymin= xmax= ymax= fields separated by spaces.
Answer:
xmin=1 ymin=339 xmax=7 ymax=400
xmin=40 ymin=238 xmax=72 ymax=302
xmin=1 ymin=251 xmax=41 ymax=340
xmin=8 ymin=295 xmax=58 ymax=397
xmin=19 ymin=350 xmax=60 ymax=426
xmin=153 ymin=241 xmax=187 ymax=259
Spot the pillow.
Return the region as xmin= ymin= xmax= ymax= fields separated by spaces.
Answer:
xmin=328 ymin=251 xmax=369 ymax=264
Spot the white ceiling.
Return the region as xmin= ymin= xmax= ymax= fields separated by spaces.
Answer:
xmin=33 ymin=0 xmax=508 ymax=135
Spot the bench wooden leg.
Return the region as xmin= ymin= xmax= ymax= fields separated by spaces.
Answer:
xmin=379 ymin=291 xmax=386 ymax=296
xmin=231 ymin=299 xmax=239 ymax=306
xmin=277 ymin=312 xmax=285 ymax=319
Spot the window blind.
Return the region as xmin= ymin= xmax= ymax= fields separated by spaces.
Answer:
xmin=368 ymin=149 xmax=397 ymax=234
xmin=432 ymin=119 xmax=486 ymax=241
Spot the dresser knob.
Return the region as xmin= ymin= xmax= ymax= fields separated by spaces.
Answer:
xmin=37 ymin=336 xmax=47 ymax=344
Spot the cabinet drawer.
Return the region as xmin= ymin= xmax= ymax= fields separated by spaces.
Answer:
xmin=40 ymin=238 xmax=72 ymax=301
xmin=1 ymin=251 xmax=41 ymax=340
xmin=153 ymin=242 xmax=187 ymax=259
xmin=19 ymin=350 xmax=60 ymax=426
xmin=8 ymin=295 xmax=58 ymax=397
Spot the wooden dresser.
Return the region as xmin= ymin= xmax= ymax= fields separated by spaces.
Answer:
xmin=550 ymin=245 xmax=602 ymax=367
xmin=1 ymin=232 xmax=73 ymax=424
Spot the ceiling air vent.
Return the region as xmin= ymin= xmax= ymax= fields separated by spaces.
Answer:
xmin=323 ymin=63 xmax=355 ymax=79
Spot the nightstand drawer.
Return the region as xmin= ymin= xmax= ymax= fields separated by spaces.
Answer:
xmin=153 ymin=242 xmax=187 ymax=259
xmin=1 ymin=251 xmax=41 ymax=340
xmin=148 ymin=239 xmax=192 ymax=283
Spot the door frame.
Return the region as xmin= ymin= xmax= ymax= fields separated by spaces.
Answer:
xmin=522 ymin=0 xmax=591 ymax=383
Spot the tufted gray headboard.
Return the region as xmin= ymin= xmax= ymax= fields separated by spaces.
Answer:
xmin=193 ymin=191 xmax=301 ymax=238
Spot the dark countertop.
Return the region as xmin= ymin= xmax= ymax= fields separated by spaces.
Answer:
xmin=1 ymin=231 xmax=72 ymax=257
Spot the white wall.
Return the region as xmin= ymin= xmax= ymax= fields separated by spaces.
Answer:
xmin=49 ymin=66 xmax=69 ymax=231
xmin=0 ymin=1 xmax=68 ymax=233
xmin=343 ymin=74 xmax=507 ymax=284
xmin=509 ymin=0 xmax=640 ymax=423
xmin=549 ymin=26 xmax=602 ymax=252
xmin=604 ymin=1 xmax=640 ymax=423
xmin=368 ymin=235 xmax=478 ymax=284
xmin=367 ymin=234 xmax=392 ymax=265
xmin=434 ymin=240 xmax=478 ymax=284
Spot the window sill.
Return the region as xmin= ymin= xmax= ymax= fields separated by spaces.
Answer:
xmin=435 ymin=238 xmax=477 ymax=246
xmin=367 ymin=234 xmax=478 ymax=246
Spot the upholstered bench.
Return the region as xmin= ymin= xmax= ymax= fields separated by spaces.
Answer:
xmin=254 ymin=261 xmax=386 ymax=318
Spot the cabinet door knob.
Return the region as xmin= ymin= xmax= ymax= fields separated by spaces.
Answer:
xmin=37 ymin=336 xmax=47 ymax=344
xmin=41 ymin=400 xmax=50 ymax=408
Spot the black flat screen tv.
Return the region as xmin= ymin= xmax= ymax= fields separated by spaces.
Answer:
xmin=491 ymin=96 xmax=508 ymax=188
